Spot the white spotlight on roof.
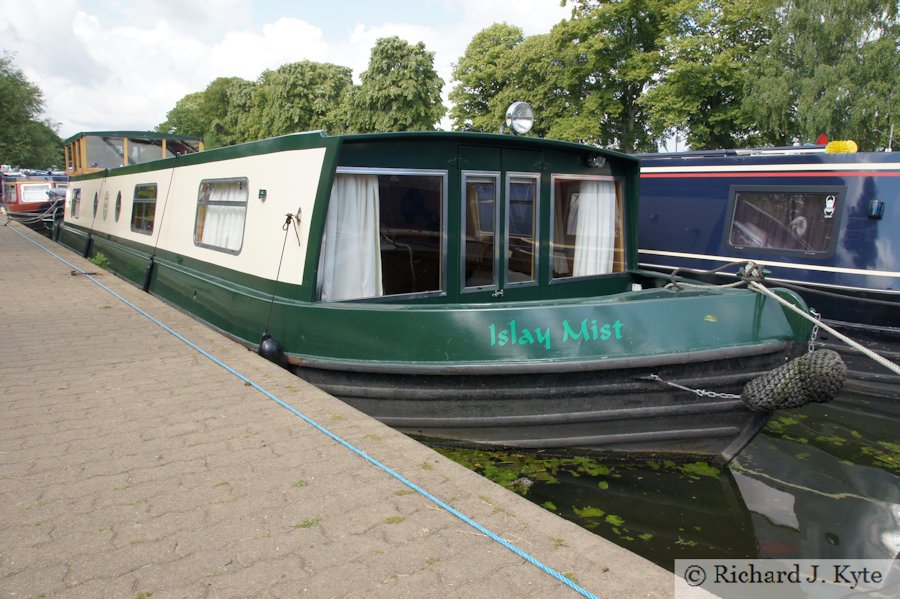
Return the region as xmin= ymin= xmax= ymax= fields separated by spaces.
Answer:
xmin=505 ymin=102 xmax=534 ymax=135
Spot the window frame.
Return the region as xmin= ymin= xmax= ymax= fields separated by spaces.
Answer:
xmin=724 ymin=185 xmax=845 ymax=258
xmin=549 ymin=173 xmax=625 ymax=283
xmin=130 ymin=183 xmax=158 ymax=235
xmin=320 ymin=166 xmax=449 ymax=302
xmin=505 ymin=172 xmax=540 ymax=289
xmin=193 ymin=177 xmax=250 ymax=255
xmin=70 ymin=188 xmax=81 ymax=218
xmin=460 ymin=170 xmax=500 ymax=293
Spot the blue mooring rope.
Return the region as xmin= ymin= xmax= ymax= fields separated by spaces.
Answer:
xmin=8 ymin=225 xmax=600 ymax=599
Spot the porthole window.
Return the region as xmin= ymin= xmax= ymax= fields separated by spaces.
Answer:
xmin=102 ymin=191 xmax=109 ymax=220
xmin=114 ymin=192 xmax=122 ymax=222
xmin=92 ymin=192 xmax=99 ymax=217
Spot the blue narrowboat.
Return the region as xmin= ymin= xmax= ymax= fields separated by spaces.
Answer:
xmin=637 ymin=145 xmax=900 ymax=396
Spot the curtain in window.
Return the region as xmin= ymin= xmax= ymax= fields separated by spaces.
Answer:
xmin=199 ymin=181 xmax=246 ymax=251
xmin=572 ymin=180 xmax=617 ymax=277
xmin=318 ymin=175 xmax=383 ymax=301
xmin=552 ymin=192 xmax=570 ymax=275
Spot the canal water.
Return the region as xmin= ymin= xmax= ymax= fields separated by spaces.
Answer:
xmin=435 ymin=389 xmax=899 ymax=571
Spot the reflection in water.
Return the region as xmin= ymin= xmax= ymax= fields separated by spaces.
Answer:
xmin=434 ymin=391 xmax=900 ymax=570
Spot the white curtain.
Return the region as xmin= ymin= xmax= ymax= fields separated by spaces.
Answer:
xmin=572 ymin=180 xmax=617 ymax=277
xmin=199 ymin=181 xmax=247 ymax=251
xmin=318 ymin=174 xmax=383 ymax=301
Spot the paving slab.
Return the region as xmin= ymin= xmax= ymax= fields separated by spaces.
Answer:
xmin=0 ymin=222 xmax=673 ymax=598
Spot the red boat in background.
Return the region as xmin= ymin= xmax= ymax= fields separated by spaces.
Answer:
xmin=1 ymin=166 xmax=67 ymax=232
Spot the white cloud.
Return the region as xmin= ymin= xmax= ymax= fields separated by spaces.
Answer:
xmin=1 ymin=0 xmax=571 ymax=138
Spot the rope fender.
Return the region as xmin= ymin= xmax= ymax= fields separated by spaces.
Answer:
xmin=741 ymin=349 xmax=847 ymax=412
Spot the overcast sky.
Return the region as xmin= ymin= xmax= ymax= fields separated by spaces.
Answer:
xmin=1 ymin=0 xmax=571 ymax=139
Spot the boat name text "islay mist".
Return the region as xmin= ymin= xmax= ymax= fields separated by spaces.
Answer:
xmin=488 ymin=319 xmax=624 ymax=350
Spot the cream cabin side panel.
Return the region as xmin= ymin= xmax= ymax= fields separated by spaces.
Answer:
xmin=64 ymin=178 xmax=106 ymax=226
xmin=155 ymin=148 xmax=327 ymax=286
xmin=85 ymin=170 xmax=175 ymax=243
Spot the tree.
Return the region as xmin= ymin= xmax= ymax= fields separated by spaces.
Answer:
xmin=157 ymin=91 xmax=207 ymax=138
xmin=206 ymin=77 xmax=258 ymax=147
xmin=450 ymin=23 xmax=525 ymax=131
xmin=156 ymin=77 xmax=254 ymax=148
xmin=641 ymin=0 xmax=777 ymax=150
xmin=0 ymin=51 xmax=63 ymax=167
xmin=556 ymin=0 xmax=671 ymax=152
xmin=450 ymin=25 xmax=576 ymax=138
xmin=743 ymin=0 xmax=899 ymax=149
xmin=342 ymin=37 xmax=445 ymax=133
xmin=244 ymin=61 xmax=352 ymax=139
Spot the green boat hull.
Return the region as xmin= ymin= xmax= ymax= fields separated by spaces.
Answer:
xmin=55 ymin=130 xmax=817 ymax=460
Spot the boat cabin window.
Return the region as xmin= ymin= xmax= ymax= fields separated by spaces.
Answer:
xmin=727 ymin=188 xmax=840 ymax=254
xmin=21 ymin=183 xmax=52 ymax=204
xmin=507 ymin=175 xmax=538 ymax=283
xmin=463 ymin=173 xmax=498 ymax=289
xmin=551 ymin=176 xmax=624 ymax=279
xmin=92 ymin=192 xmax=99 ymax=217
xmin=131 ymin=183 xmax=158 ymax=235
xmin=86 ymin=136 xmax=125 ymax=169
xmin=194 ymin=178 xmax=249 ymax=254
xmin=70 ymin=188 xmax=81 ymax=218
xmin=114 ymin=192 xmax=122 ymax=222
xmin=318 ymin=170 xmax=445 ymax=301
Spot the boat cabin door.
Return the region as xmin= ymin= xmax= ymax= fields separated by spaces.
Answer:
xmin=460 ymin=147 xmax=541 ymax=302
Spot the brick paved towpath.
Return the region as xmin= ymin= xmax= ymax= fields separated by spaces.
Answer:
xmin=0 ymin=222 xmax=672 ymax=599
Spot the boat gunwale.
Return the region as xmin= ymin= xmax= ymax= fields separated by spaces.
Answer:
xmin=289 ymin=339 xmax=792 ymax=375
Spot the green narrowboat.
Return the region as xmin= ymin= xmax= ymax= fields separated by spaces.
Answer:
xmin=57 ymin=127 xmax=817 ymax=460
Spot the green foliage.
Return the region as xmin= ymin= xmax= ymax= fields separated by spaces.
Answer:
xmin=245 ymin=61 xmax=352 ymax=139
xmin=743 ymin=0 xmax=899 ymax=149
xmin=293 ymin=518 xmax=320 ymax=528
xmin=151 ymin=2 xmax=895 ymax=151
xmin=156 ymin=91 xmax=206 ymax=138
xmin=572 ymin=505 xmax=606 ymax=518
xmin=157 ymin=77 xmax=256 ymax=148
xmin=0 ymin=51 xmax=63 ymax=167
xmin=554 ymin=0 xmax=671 ymax=152
xmin=88 ymin=252 xmax=110 ymax=270
xmin=642 ymin=0 xmax=778 ymax=149
xmin=678 ymin=461 xmax=721 ymax=479
xmin=449 ymin=23 xmax=526 ymax=131
xmin=342 ymin=37 xmax=445 ymax=133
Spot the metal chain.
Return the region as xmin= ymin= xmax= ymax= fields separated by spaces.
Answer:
xmin=646 ymin=374 xmax=741 ymax=399
xmin=808 ymin=308 xmax=821 ymax=353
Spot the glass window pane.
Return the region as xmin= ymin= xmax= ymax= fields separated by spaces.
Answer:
xmin=552 ymin=177 xmax=623 ymax=278
xmin=194 ymin=179 xmax=248 ymax=252
xmin=318 ymin=171 xmax=444 ymax=301
xmin=86 ymin=136 xmax=125 ymax=169
xmin=728 ymin=190 xmax=837 ymax=252
xmin=131 ymin=183 xmax=158 ymax=234
xmin=508 ymin=176 xmax=537 ymax=283
xmin=127 ymin=138 xmax=163 ymax=166
xmin=71 ymin=188 xmax=81 ymax=218
xmin=464 ymin=175 xmax=497 ymax=289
